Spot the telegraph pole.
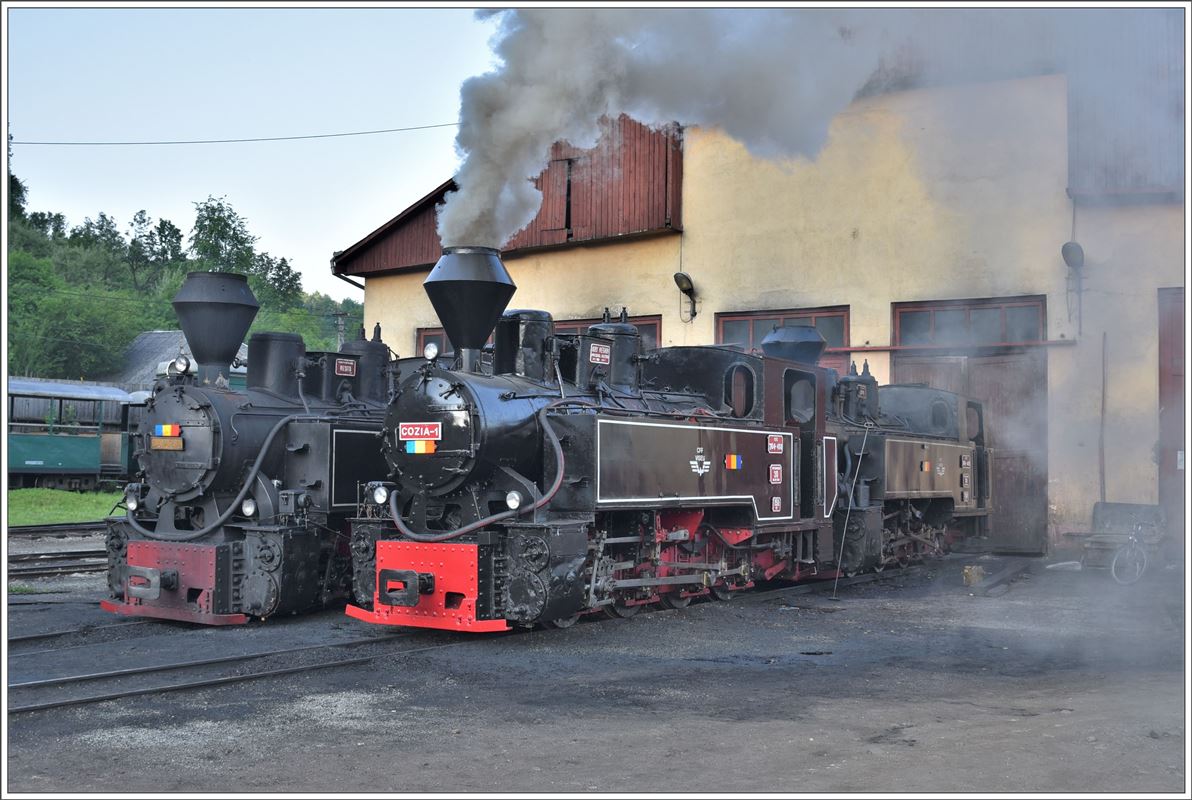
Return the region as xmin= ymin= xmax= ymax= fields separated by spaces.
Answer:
xmin=332 ymin=311 xmax=347 ymax=349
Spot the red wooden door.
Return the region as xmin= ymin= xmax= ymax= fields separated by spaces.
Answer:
xmin=1157 ymin=287 xmax=1184 ymax=554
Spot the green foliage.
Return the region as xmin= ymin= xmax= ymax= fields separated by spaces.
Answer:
xmin=190 ymin=196 xmax=304 ymax=310
xmin=9 ymin=171 xmax=28 ymax=220
xmin=7 ymin=180 xmax=363 ymax=380
xmin=6 ymin=488 xmax=124 ymax=526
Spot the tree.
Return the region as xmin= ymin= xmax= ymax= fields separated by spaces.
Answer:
xmin=189 ymin=196 xmax=304 ymax=309
xmin=189 ymin=196 xmax=255 ymax=274
xmin=149 ymin=218 xmax=185 ymax=266
xmin=8 ymin=131 xmax=27 ymax=220
xmin=9 ymin=172 xmax=27 ymax=221
xmin=252 ymin=252 xmax=303 ymax=310
xmin=126 ymin=209 xmax=154 ymax=290
xmin=69 ymin=212 xmax=127 ymax=280
xmin=27 ymin=211 xmax=67 ymax=239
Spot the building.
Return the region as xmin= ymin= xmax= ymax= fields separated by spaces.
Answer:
xmin=98 ymin=330 xmax=248 ymax=392
xmin=332 ymin=67 xmax=1184 ymax=555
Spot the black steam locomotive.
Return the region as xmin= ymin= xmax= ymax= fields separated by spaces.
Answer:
xmin=346 ymin=248 xmax=991 ymax=632
xmin=102 ymin=272 xmax=391 ymax=624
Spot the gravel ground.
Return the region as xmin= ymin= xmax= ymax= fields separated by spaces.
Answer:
xmin=5 ymin=554 xmax=1187 ymax=794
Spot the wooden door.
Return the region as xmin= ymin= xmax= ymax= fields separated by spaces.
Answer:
xmin=893 ymin=349 xmax=1048 ymax=554
xmin=1157 ymin=288 xmax=1184 ymax=553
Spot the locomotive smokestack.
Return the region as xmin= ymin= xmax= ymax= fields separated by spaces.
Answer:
xmin=423 ymin=246 xmax=516 ymax=372
xmin=172 ymin=272 xmax=259 ymax=384
xmin=760 ymin=324 xmax=828 ymax=365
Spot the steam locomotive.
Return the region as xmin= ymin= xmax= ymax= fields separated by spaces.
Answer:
xmin=102 ymin=272 xmax=391 ymax=624
xmin=346 ymin=247 xmax=991 ymax=632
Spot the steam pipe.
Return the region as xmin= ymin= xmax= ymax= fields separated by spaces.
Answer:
xmin=126 ymin=411 xmax=346 ymax=542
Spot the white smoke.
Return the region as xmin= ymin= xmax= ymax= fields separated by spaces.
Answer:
xmin=437 ymin=8 xmax=1182 ymax=249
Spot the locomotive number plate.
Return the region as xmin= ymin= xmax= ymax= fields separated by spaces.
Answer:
xmin=150 ymin=436 xmax=184 ymax=451
xmin=398 ymin=422 xmax=441 ymax=441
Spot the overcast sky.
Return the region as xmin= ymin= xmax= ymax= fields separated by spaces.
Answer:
xmin=6 ymin=6 xmax=501 ymax=301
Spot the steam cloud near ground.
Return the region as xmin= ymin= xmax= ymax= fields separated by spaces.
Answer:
xmin=436 ymin=8 xmax=1181 ymax=249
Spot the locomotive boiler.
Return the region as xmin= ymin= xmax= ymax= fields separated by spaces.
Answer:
xmin=102 ymin=272 xmax=391 ymax=624
xmin=347 ymin=247 xmax=991 ymax=632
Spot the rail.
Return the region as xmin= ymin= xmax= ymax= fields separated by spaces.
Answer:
xmin=8 ymin=521 xmax=109 ymax=538
xmin=7 ymin=634 xmax=475 ymax=715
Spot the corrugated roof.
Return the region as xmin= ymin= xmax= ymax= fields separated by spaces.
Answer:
xmin=96 ymin=330 xmax=249 ymax=391
xmin=8 ymin=377 xmax=133 ymax=403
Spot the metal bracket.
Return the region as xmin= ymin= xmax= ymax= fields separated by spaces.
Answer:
xmin=125 ymin=566 xmax=178 ymax=600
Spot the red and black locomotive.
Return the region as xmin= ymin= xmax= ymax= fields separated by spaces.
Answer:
xmin=103 ymin=272 xmax=391 ymax=624
xmin=347 ymin=247 xmax=991 ymax=632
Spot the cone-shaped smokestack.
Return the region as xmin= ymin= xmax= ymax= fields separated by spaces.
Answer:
xmin=172 ymin=272 xmax=259 ymax=382
xmin=760 ymin=324 xmax=827 ymax=365
xmin=423 ymin=246 xmax=516 ymax=371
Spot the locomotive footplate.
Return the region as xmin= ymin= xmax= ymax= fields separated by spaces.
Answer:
xmin=345 ymin=540 xmax=509 ymax=632
xmin=100 ymin=540 xmax=248 ymax=625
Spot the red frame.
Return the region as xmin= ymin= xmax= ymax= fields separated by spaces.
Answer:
xmin=892 ymin=296 xmax=1046 ymax=347
xmin=418 ymin=314 xmax=662 ymax=354
xmin=715 ymin=307 xmax=850 ymax=372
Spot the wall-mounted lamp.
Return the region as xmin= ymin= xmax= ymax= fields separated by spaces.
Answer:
xmin=673 ymin=271 xmax=697 ymax=322
xmin=1061 ymin=241 xmax=1084 ymax=271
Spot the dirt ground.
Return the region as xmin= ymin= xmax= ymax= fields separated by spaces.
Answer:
xmin=5 ymin=554 xmax=1187 ymax=794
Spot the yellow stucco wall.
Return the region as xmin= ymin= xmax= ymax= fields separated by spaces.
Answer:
xmin=362 ymin=72 xmax=1184 ymax=539
xmin=363 ymin=233 xmax=682 ymax=356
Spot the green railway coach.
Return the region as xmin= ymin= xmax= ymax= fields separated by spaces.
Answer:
xmin=8 ymin=378 xmax=142 ymax=491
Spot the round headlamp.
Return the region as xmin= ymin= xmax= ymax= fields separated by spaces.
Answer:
xmin=240 ymin=497 xmax=257 ymax=517
xmin=173 ymin=354 xmax=191 ymax=374
xmin=423 ymin=342 xmax=440 ymax=361
xmin=372 ymin=484 xmax=390 ymax=505
xmin=125 ymin=492 xmax=140 ymax=512
xmin=505 ymin=490 xmax=523 ymax=511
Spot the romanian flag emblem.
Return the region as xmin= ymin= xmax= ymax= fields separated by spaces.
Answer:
xmin=406 ymin=440 xmax=437 ymax=455
xmin=724 ymin=454 xmax=743 ymax=470
xmin=154 ymin=424 xmax=181 ymax=437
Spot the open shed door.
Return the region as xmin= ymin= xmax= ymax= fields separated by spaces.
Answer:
xmin=893 ymin=349 xmax=1048 ymax=555
xmin=1157 ymin=287 xmax=1184 ymax=558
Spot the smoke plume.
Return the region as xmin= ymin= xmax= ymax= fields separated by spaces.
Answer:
xmin=437 ymin=8 xmax=1182 ymax=249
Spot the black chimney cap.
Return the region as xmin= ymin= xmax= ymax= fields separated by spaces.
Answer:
xmin=172 ymin=272 xmax=259 ymax=373
xmin=423 ymin=247 xmax=516 ymax=351
xmin=760 ymin=324 xmax=827 ymax=365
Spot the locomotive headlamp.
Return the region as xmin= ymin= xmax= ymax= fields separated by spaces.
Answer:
xmin=372 ymin=483 xmax=390 ymax=505
xmin=423 ymin=342 xmax=440 ymax=361
xmin=172 ymin=354 xmax=191 ymax=374
xmin=505 ymin=490 xmax=523 ymax=510
xmin=124 ymin=483 xmax=146 ymax=512
xmin=240 ymin=497 xmax=258 ymax=517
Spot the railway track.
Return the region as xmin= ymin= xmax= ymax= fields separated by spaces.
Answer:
xmin=8 ymin=521 xmax=108 ymax=539
xmin=8 ymin=549 xmax=109 ymax=579
xmin=7 ymin=632 xmax=472 ymax=715
xmin=8 ymin=620 xmax=153 ymax=647
xmin=5 ymin=563 xmax=927 ymax=716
